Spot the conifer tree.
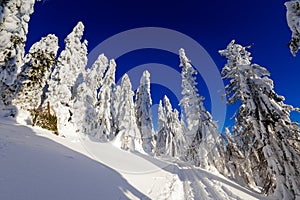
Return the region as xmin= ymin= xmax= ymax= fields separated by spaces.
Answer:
xmin=179 ymin=48 xmax=202 ymax=135
xmin=156 ymin=99 xmax=167 ymax=155
xmin=73 ymin=77 xmax=88 ymax=134
xmin=74 ymin=54 xmax=109 ymax=137
xmin=113 ymin=74 xmax=143 ymax=152
xmin=47 ymin=21 xmax=88 ymax=135
xmin=112 ymin=84 xmax=121 ymax=136
xmin=96 ymin=59 xmax=116 ymax=141
xmin=135 ymin=70 xmax=155 ymax=153
xmin=172 ymin=109 xmax=187 ymax=158
xmin=85 ymin=54 xmax=108 ymax=103
xmin=179 ymin=48 xmax=226 ymax=172
xmin=13 ymin=34 xmax=58 ymax=115
xmin=0 ymin=0 xmax=37 ymax=115
xmin=220 ymin=40 xmax=300 ymax=199
xmin=224 ymin=128 xmax=253 ymax=187
xmin=156 ymin=95 xmax=187 ymax=158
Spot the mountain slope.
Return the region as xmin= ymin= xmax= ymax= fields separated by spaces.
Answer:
xmin=0 ymin=118 xmax=265 ymax=200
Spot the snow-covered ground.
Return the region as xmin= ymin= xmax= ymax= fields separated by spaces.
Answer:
xmin=0 ymin=118 xmax=265 ymax=200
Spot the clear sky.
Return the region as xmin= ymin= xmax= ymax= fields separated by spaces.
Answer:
xmin=26 ymin=0 xmax=300 ymax=130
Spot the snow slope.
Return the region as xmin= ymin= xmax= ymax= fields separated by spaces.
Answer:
xmin=0 ymin=118 xmax=265 ymax=200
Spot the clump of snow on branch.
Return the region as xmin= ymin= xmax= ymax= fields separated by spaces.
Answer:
xmin=285 ymin=0 xmax=300 ymax=56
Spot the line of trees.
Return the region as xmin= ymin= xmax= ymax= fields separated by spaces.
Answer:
xmin=0 ymin=1 xmax=300 ymax=199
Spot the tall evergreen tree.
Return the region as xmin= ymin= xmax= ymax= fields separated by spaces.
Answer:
xmin=47 ymin=21 xmax=88 ymax=135
xmin=85 ymin=53 xmax=108 ymax=103
xmin=220 ymin=40 xmax=300 ymax=199
xmin=74 ymin=54 xmax=109 ymax=137
xmin=73 ymin=77 xmax=89 ymax=135
xmin=179 ymin=48 xmax=226 ymax=172
xmin=224 ymin=127 xmax=252 ymax=187
xmin=179 ymin=48 xmax=202 ymax=135
xmin=156 ymin=99 xmax=167 ymax=155
xmin=113 ymin=74 xmax=143 ymax=152
xmin=172 ymin=109 xmax=187 ymax=158
xmin=135 ymin=70 xmax=155 ymax=153
xmin=155 ymin=95 xmax=187 ymax=158
xmin=13 ymin=34 xmax=58 ymax=116
xmin=96 ymin=59 xmax=116 ymax=141
xmin=112 ymin=84 xmax=121 ymax=136
xmin=0 ymin=0 xmax=37 ymax=115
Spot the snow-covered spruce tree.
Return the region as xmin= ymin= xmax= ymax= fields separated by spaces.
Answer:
xmin=74 ymin=54 xmax=109 ymax=137
xmin=155 ymin=95 xmax=187 ymax=158
xmin=179 ymin=48 xmax=202 ymax=136
xmin=179 ymin=47 xmax=204 ymax=160
xmin=0 ymin=0 xmax=37 ymax=115
xmin=47 ymin=21 xmax=88 ymax=135
xmin=73 ymin=74 xmax=95 ymax=137
xmin=113 ymin=74 xmax=143 ymax=152
xmin=224 ymin=127 xmax=252 ymax=187
xmin=172 ymin=109 xmax=187 ymax=158
xmin=285 ymin=0 xmax=300 ymax=56
xmin=135 ymin=70 xmax=155 ymax=153
xmin=85 ymin=53 xmax=108 ymax=103
xmin=112 ymin=84 xmax=121 ymax=136
xmin=155 ymin=99 xmax=167 ymax=155
xmin=14 ymin=34 xmax=58 ymax=132
xmin=96 ymin=59 xmax=116 ymax=141
xmin=219 ymin=40 xmax=300 ymax=199
xmin=13 ymin=34 xmax=58 ymax=117
xmin=179 ymin=48 xmax=226 ymax=173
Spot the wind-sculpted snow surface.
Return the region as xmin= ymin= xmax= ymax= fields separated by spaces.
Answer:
xmin=0 ymin=118 xmax=265 ymax=200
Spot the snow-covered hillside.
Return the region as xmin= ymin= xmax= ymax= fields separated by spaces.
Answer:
xmin=0 ymin=118 xmax=265 ymax=200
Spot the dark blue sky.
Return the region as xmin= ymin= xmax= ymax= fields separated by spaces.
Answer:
xmin=26 ymin=0 xmax=300 ymax=129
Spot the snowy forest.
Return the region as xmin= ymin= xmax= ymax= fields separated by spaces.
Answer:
xmin=1 ymin=0 xmax=300 ymax=199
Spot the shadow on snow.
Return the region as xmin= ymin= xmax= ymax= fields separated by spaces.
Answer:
xmin=0 ymin=118 xmax=149 ymax=200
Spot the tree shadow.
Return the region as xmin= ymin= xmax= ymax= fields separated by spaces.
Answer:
xmin=136 ymin=152 xmax=266 ymax=199
xmin=0 ymin=118 xmax=150 ymax=200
